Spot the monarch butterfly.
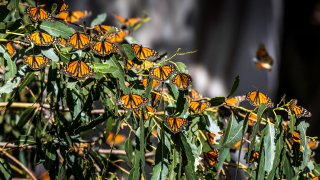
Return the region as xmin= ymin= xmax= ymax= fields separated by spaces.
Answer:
xmin=165 ymin=116 xmax=188 ymax=134
xmin=204 ymin=150 xmax=219 ymax=167
xmin=288 ymin=99 xmax=311 ymax=118
xmin=206 ymin=132 xmax=216 ymax=146
xmin=254 ymin=43 xmax=273 ymax=71
xmin=133 ymin=105 xmax=155 ymax=119
xmin=56 ymin=37 xmax=67 ymax=46
xmin=149 ymin=64 xmax=176 ymax=81
xmin=233 ymin=140 xmax=242 ymax=150
xmin=94 ymin=25 xmax=119 ymax=34
xmin=118 ymin=94 xmax=148 ymax=109
xmin=249 ymin=151 xmax=260 ymax=163
xmin=27 ymin=32 xmax=55 ymax=46
xmin=246 ymin=90 xmax=274 ymax=108
xmin=151 ymin=91 xmax=161 ymax=107
xmin=125 ymin=59 xmax=154 ymax=70
xmin=308 ymin=139 xmax=319 ymax=150
xmin=106 ymin=132 xmax=126 ymax=146
xmin=172 ymin=73 xmax=192 ymax=90
xmin=131 ymin=43 xmax=158 ymax=61
xmin=291 ymin=130 xmax=301 ymax=143
xmin=142 ymin=78 xmax=161 ymax=89
xmin=64 ymin=60 xmax=94 ymax=79
xmin=56 ymin=10 xmax=90 ymax=23
xmin=68 ymin=32 xmax=90 ymax=50
xmin=114 ymin=14 xmax=141 ymax=27
xmin=91 ymin=40 xmax=117 ymax=57
xmin=189 ymin=100 xmax=210 ymax=114
xmin=25 ymin=6 xmax=52 ymax=22
xmin=105 ymin=31 xmax=128 ymax=43
xmin=189 ymin=89 xmax=202 ymax=100
xmin=5 ymin=42 xmax=16 ymax=57
xmin=224 ymin=95 xmax=246 ymax=106
xmin=23 ymin=55 xmax=50 ymax=70
xmin=248 ymin=113 xmax=258 ymax=126
xmin=71 ymin=143 xmax=89 ymax=156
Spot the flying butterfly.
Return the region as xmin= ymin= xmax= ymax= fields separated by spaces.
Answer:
xmin=27 ymin=32 xmax=55 ymax=46
xmin=149 ymin=64 xmax=176 ymax=81
xmin=142 ymin=78 xmax=161 ymax=89
xmin=224 ymin=95 xmax=246 ymax=106
xmin=5 ymin=42 xmax=16 ymax=57
xmin=133 ymin=105 xmax=155 ymax=119
xmin=64 ymin=60 xmax=94 ymax=79
xmin=189 ymin=100 xmax=210 ymax=114
xmin=25 ymin=6 xmax=52 ymax=22
xmin=56 ymin=10 xmax=90 ymax=23
xmin=204 ymin=150 xmax=219 ymax=167
xmin=106 ymin=132 xmax=126 ymax=146
xmin=105 ymin=31 xmax=128 ymax=43
xmin=246 ymin=90 xmax=274 ymax=108
xmin=131 ymin=43 xmax=158 ymax=61
xmin=254 ymin=43 xmax=273 ymax=71
xmin=172 ymin=73 xmax=192 ymax=90
xmin=91 ymin=40 xmax=117 ymax=57
xmin=165 ymin=116 xmax=188 ymax=134
xmin=68 ymin=32 xmax=90 ymax=50
xmin=118 ymin=94 xmax=148 ymax=110
xmin=288 ymin=99 xmax=311 ymax=118
xmin=23 ymin=55 xmax=50 ymax=70
xmin=56 ymin=1 xmax=68 ymax=13
xmin=114 ymin=14 xmax=141 ymax=27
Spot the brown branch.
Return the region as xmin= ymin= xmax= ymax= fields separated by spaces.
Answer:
xmin=2 ymin=151 xmax=37 ymax=180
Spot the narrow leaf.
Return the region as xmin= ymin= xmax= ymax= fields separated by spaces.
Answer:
xmin=90 ymin=13 xmax=107 ymax=27
xmin=264 ymin=122 xmax=275 ymax=174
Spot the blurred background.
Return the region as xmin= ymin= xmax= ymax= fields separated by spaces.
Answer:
xmin=67 ymin=0 xmax=319 ymax=136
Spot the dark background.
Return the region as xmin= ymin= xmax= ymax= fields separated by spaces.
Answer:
xmin=64 ymin=0 xmax=319 ymax=136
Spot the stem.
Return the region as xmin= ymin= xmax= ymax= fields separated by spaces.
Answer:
xmin=2 ymin=151 xmax=37 ymax=180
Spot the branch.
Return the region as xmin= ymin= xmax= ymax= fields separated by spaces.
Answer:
xmin=2 ymin=151 xmax=37 ymax=180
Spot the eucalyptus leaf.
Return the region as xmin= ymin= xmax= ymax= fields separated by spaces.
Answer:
xmin=40 ymin=21 xmax=75 ymax=38
xmin=264 ymin=122 xmax=275 ymax=174
xmin=90 ymin=13 xmax=107 ymax=26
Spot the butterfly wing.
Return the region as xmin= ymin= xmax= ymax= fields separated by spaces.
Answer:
xmin=120 ymin=94 xmax=147 ymax=109
xmin=91 ymin=40 xmax=116 ymax=57
xmin=106 ymin=31 xmax=128 ymax=43
xmin=28 ymin=32 xmax=55 ymax=46
xmin=206 ymin=132 xmax=216 ymax=145
xmin=288 ymin=99 xmax=311 ymax=118
xmin=131 ymin=44 xmax=157 ymax=60
xmin=6 ymin=42 xmax=16 ymax=57
xmin=64 ymin=60 xmax=93 ymax=79
xmin=166 ymin=116 xmax=187 ymax=133
xmin=142 ymin=78 xmax=160 ymax=89
xmin=205 ymin=150 xmax=219 ymax=167
xmin=150 ymin=64 xmax=176 ymax=81
xmin=26 ymin=7 xmax=51 ymax=21
xmin=224 ymin=95 xmax=246 ymax=106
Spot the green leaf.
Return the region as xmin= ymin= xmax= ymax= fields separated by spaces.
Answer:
xmin=180 ymin=134 xmax=196 ymax=179
xmin=122 ymin=44 xmax=135 ymax=60
xmin=297 ymin=121 xmax=311 ymax=170
xmin=90 ymin=13 xmax=107 ymax=27
xmin=151 ymin=161 xmax=169 ymax=180
xmin=93 ymin=61 xmax=118 ymax=74
xmin=222 ymin=114 xmax=244 ymax=147
xmin=0 ymin=78 xmax=20 ymax=96
xmin=7 ymin=0 xmax=19 ymax=11
xmin=16 ymin=107 xmax=36 ymax=129
xmin=125 ymin=137 xmax=133 ymax=166
xmin=41 ymin=48 xmax=59 ymax=62
xmin=266 ymin=128 xmax=284 ymax=180
xmin=0 ymin=158 xmax=11 ymax=179
xmin=264 ymin=122 xmax=275 ymax=174
xmin=40 ymin=21 xmax=75 ymax=38
xmin=209 ymin=97 xmax=225 ymax=106
xmin=256 ymin=149 xmax=265 ymax=179
xmin=128 ymin=149 xmax=141 ymax=180
xmin=227 ymin=75 xmax=239 ymax=97
xmin=217 ymin=148 xmax=230 ymax=173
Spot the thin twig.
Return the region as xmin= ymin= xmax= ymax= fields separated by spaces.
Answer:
xmin=2 ymin=151 xmax=37 ymax=180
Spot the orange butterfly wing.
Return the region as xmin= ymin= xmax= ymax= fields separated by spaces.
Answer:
xmin=165 ymin=116 xmax=188 ymax=133
xmin=68 ymin=32 xmax=90 ymax=50
xmin=23 ymin=55 xmax=50 ymax=70
xmin=246 ymin=90 xmax=273 ymax=108
xmin=91 ymin=40 xmax=117 ymax=57
xmin=288 ymin=99 xmax=311 ymax=118
xmin=64 ymin=60 xmax=93 ymax=79
xmin=27 ymin=32 xmax=55 ymax=46
xmin=119 ymin=94 xmax=147 ymax=109
xmin=106 ymin=31 xmax=128 ymax=43
xmin=150 ymin=64 xmax=176 ymax=81
xmin=26 ymin=6 xmax=51 ymax=21
xmin=6 ymin=42 xmax=16 ymax=57
xmin=142 ymin=78 xmax=161 ymax=89
xmin=131 ymin=43 xmax=157 ymax=60
xmin=205 ymin=150 xmax=219 ymax=167
xmin=172 ymin=73 xmax=192 ymax=90
xmin=224 ymin=95 xmax=246 ymax=106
